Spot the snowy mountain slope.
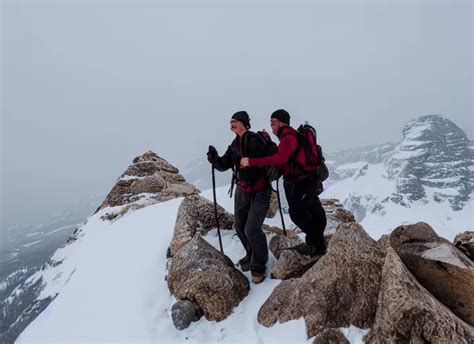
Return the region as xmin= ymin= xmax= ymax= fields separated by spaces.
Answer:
xmin=321 ymin=115 xmax=473 ymax=240
xmin=0 ymin=194 xmax=104 ymax=343
xmin=16 ymin=186 xmax=366 ymax=343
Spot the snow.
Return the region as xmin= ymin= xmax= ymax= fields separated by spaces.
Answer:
xmin=323 ymin=162 xmax=473 ymax=241
xmin=21 ymin=240 xmax=43 ymax=248
xmin=421 ymin=244 xmax=467 ymax=269
xmin=17 ymin=186 xmax=366 ymax=343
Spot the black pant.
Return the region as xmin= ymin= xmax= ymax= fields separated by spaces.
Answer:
xmin=284 ymin=176 xmax=327 ymax=252
xmin=234 ymin=187 xmax=270 ymax=275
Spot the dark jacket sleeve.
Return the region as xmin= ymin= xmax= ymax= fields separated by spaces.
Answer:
xmin=214 ymin=145 xmax=235 ymax=172
xmin=245 ymin=133 xmax=267 ymax=158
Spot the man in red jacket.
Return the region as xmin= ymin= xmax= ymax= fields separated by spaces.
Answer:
xmin=240 ymin=109 xmax=327 ymax=257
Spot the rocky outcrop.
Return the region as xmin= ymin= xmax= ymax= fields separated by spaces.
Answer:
xmin=390 ymin=223 xmax=474 ymax=326
xmin=98 ymin=151 xmax=199 ymax=220
xmin=454 ymin=231 xmax=474 ymax=261
xmin=167 ymin=235 xmax=249 ymax=322
xmin=258 ymin=222 xmax=385 ymax=337
xmin=169 ymin=195 xmax=234 ymax=256
xmin=365 ymin=248 xmax=474 ymax=343
xmin=387 ymin=115 xmax=473 ymax=209
xmin=321 ymin=199 xmax=356 ymax=240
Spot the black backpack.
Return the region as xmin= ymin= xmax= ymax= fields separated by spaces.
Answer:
xmin=256 ymin=130 xmax=281 ymax=182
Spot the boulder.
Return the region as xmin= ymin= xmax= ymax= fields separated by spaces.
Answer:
xmin=169 ymin=195 xmax=234 ymax=256
xmin=98 ymin=151 xmax=199 ymax=220
xmin=313 ymin=328 xmax=350 ymax=344
xmin=258 ymin=222 xmax=385 ymax=337
xmin=167 ymin=235 xmax=249 ymax=322
xmin=454 ymin=231 xmax=474 ymax=261
xmin=171 ymin=300 xmax=203 ymax=330
xmin=365 ymin=248 xmax=474 ymax=343
xmin=390 ymin=223 xmax=474 ymax=326
xmin=269 ymin=234 xmax=320 ymax=280
xmin=268 ymin=233 xmax=303 ymax=259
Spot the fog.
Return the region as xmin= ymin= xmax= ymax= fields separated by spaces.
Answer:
xmin=1 ymin=1 xmax=472 ymax=230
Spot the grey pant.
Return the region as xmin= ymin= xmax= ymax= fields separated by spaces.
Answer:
xmin=234 ymin=187 xmax=270 ymax=274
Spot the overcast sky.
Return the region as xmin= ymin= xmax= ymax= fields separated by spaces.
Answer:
xmin=1 ymin=0 xmax=472 ymax=228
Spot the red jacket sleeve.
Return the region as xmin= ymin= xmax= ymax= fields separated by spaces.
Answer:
xmin=248 ymin=135 xmax=298 ymax=166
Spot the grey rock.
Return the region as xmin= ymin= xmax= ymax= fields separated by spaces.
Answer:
xmin=98 ymin=151 xmax=199 ymax=220
xmin=169 ymin=195 xmax=234 ymax=256
xmin=313 ymin=328 xmax=350 ymax=344
xmin=365 ymin=248 xmax=474 ymax=344
xmin=390 ymin=222 xmax=474 ymax=326
xmin=269 ymin=233 xmax=303 ymax=260
xmin=454 ymin=231 xmax=474 ymax=261
xmin=171 ymin=300 xmax=203 ymax=330
xmin=167 ymin=235 xmax=249 ymax=322
xmin=269 ymin=235 xmax=321 ymax=280
xmin=258 ymin=222 xmax=385 ymax=338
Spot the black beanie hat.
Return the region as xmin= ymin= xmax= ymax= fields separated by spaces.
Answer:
xmin=271 ymin=109 xmax=290 ymax=125
xmin=231 ymin=111 xmax=251 ymax=129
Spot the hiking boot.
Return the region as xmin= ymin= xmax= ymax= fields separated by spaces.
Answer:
xmin=251 ymin=273 xmax=265 ymax=284
xmin=237 ymin=257 xmax=251 ymax=272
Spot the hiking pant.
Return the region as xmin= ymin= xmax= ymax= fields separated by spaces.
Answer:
xmin=234 ymin=186 xmax=270 ymax=275
xmin=284 ymin=176 xmax=327 ymax=252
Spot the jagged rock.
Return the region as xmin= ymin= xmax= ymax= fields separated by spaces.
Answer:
xmin=171 ymin=300 xmax=204 ymax=330
xmin=390 ymin=222 xmax=474 ymax=326
xmin=169 ymin=195 xmax=234 ymax=256
xmin=271 ymin=249 xmax=322 ymax=280
xmin=321 ymin=199 xmax=356 ymax=240
xmin=98 ymin=151 xmax=199 ymax=220
xmin=268 ymin=233 xmax=303 ymax=259
xmin=313 ymin=328 xmax=350 ymax=344
xmin=258 ymin=222 xmax=385 ymax=337
xmin=266 ymin=191 xmax=278 ymax=218
xmin=268 ymin=234 xmax=320 ymax=280
xmin=167 ymin=235 xmax=249 ymax=322
xmin=263 ymin=225 xmax=299 ymax=239
xmin=365 ymin=247 xmax=474 ymax=343
xmin=454 ymin=231 xmax=474 ymax=261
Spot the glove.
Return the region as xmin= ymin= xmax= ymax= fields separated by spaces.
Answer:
xmin=207 ymin=145 xmax=218 ymax=164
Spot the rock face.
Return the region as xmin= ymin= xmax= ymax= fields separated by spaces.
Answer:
xmin=169 ymin=195 xmax=234 ymax=256
xmin=387 ymin=115 xmax=473 ymax=209
xmin=167 ymin=235 xmax=249 ymax=322
xmin=98 ymin=151 xmax=199 ymax=220
xmin=365 ymin=248 xmax=474 ymax=343
xmin=171 ymin=300 xmax=203 ymax=330
xmin=390 ymin=223 xmax=474 ymax=326
xmin=258 ymin=222 xmax=385 ymax=337
xmin=454 ymin=231 xmax=474 ymax=261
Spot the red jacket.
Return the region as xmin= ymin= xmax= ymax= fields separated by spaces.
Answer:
xmin=248 ymin=126 xmax=300 ymax=179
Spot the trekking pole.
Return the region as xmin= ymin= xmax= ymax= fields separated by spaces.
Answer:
xmin=275 ymin=178 xmax=287 ymax=237
xmin=212 ymin=165 xmax=224 ymax=254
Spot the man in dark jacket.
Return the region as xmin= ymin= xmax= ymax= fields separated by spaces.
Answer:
xmin=207 ymin=111 xmax=270 ymax=284
xmin=240 ymin=109 xmax=327 ymax=257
